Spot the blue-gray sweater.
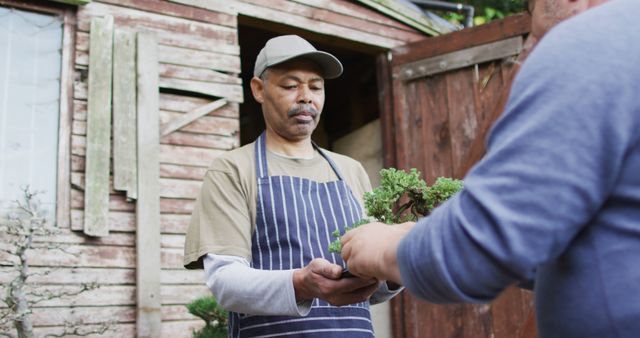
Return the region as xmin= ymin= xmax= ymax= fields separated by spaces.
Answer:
xmin=397 ymin=1 xmax=640 ymax=337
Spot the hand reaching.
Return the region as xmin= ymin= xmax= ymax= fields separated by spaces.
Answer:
xmin=341 ymin=222 xmax=414 ymax=285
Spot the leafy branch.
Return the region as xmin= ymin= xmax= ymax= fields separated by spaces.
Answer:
xmin=329 ymin=168 xmax=463 ymax=253
xmin=186 ymin=296 xmax=228 ymax=338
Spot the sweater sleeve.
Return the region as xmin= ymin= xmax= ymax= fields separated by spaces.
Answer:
xmin=204 ymin=254 xmax=312 ymax=316
xmin=397 ymin=16 xmax=640 ymax=303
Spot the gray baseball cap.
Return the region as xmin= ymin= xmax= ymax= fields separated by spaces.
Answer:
xmin=253 ymin=35 xmax=343 ymax=79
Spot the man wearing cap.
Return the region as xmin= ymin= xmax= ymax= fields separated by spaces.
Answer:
xmin=184 ymin=35 xmax=400 ymax=337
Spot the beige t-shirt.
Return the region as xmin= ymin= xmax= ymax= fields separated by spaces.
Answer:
xmin=184 ymin=141 xmax=372 ymax=269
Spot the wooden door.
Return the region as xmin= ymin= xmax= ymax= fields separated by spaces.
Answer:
xmin=376 ymin=14 xmax=538 ymax=338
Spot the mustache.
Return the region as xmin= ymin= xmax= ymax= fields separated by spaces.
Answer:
xmin=287 ymin=105 xmax=318 ymax=118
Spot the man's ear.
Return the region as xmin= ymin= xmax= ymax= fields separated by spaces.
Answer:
xmin=250 ymin=76 xmax=265 ymax=104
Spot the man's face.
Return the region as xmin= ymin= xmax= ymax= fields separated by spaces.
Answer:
xmin=528 ymin=0 xmax=586 ymax=39
xmin=251 ymin=58 xmax=325 ymax=142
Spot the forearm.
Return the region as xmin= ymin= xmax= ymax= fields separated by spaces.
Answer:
xmin=204 ymin=254 xmax=311 ymax=316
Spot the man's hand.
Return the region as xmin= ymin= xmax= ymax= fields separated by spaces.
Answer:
xmin=341 ymin=222 xmax=414 ymax=285
xmin=293 ymin=258 xmax=379 ymax=306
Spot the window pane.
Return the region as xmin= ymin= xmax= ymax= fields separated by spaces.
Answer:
xmin=0 ymin=7 xmax=63 ymax=222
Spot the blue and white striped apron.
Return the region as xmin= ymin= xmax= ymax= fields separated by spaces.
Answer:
xmin=228 ymin=133 xmax=374 ymax=337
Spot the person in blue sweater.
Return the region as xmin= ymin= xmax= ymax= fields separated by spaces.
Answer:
xmin=341 ymin=0 xmax=640 ymax=337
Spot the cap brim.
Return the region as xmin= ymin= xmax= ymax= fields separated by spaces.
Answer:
xmin=269 ymin=51 xmax=343 ymax=79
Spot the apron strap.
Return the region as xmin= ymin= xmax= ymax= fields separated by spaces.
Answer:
xmin=255 ymin=131 xmax=346 ymax=181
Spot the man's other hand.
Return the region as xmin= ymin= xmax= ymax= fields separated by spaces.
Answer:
xmin=293 ymin=258 xmax=379 ymax=306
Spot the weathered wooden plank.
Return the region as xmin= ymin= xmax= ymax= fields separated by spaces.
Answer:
xmin=72 ymin=154 xmax=85 ymax=172
xmin=446 ymin=68 xmax=480 ymax=177
xmin=399 ymin=37 xmax=523 ymax=81
xmin=73 ymin=112 xmax=240 ymax=139
xmin=71 ymin=135 xmax=225 ymax=168
xmin=375 ymin=53 xmax=396 ymax=170
xmin=159 ymin=178 xmax=202 ymax=200
xmin=71 ymin=171 xmax=115 ymax=194
xmin=3 ymin=228 xmax=134 ymax=247
xmin=159 ymin=63 xmax=242 ymax=84
xmin=162 ymin=248 xmax=186 ymax=269
xmin=160 ymin=93 xmax=239 ymax=118
xmin=24 ymin=304 xmax=194 ymax=327
xmin=456 ymin=35 xmax=534 ymax=179
xmin=73 ymin=99 xmax=87 ymax=120
xmin=240 ymin=0 xmax=425 ymax=42
xmin=84 ymin=15 xmax=113 ymax=237
xmin=56 ymin=6 xmax=76 ymax=229
xmin=159 ymin=77 xmax=242 ymax=102
xmin=71 ymin=172 xmax=203 ymax=201
xmin=0 ymin=244 xmax=136 ymax=269
xmin=491 ymin=287 xmax=535 ymax=338
xmin=161 ymin=234 xmax=186 ymax=249
xmin=0 ymin=284 xmax=208 ymax=308
xmin=113 ymin=29 xmax=138 ymax=200
xmin=76 ymin=45 xmax=241 ymax=74
xmin=160 ymin=163 xmax=208 ymax=181
xmin=158 ymin=44 xmax=241 ymax=74
xmin=78 ymin=2 xmax=237 ymax=44
xmin=76 ymin=28 xmax=239 ymax=56
xmin=0 ymin=246 xmax=187 ymax=277
xmin=0 ymin=267 xmax=134 ymax=285
xmin=49 ymin=0 xmax=91 ymax=5
xmin=392 ymin=13 xmax=531 ymax=66
xmin=356 ymin=0 xmax=443 ymax=36
xmin=161 ymin=268 xmax=204 ymax=285
xmin=160 ymin=112 xmax=239 ymax=136
xmin=72 ymin=119 xmax=86 ymax=135
xmin=72 ymin=134 xmax=87 ymax=156
xmin=12 ymin=320 xmax=204 ymax=338
xmin=159 ymin=144 xmax=225 ymax=167
xmin=74 ymin=155 xmax=208 ymax=181
xmin=136 ymin=31 xmax=162 ymax=338
xmin=161 ymin=131 xmax=239 ymax=150
xmin=419 ymin=76 xmax=454 ymax=182
xmin=159 ymin=198 xmax=196 ymax=215
xmin=160 ymin=99 xmax=228 ymax=136
xmin=70 ymin=210 xmax=191 ymax=234
xmin=292 ymin=0 xmax=418 ymax=31
xmin=0 ymin=285 xmax=135 ymax=308
xmin=97 ymin=0 xmax=236 ymax=27
xmin=173 ymin=0 xmax=402 ymax=49
xmin=72 ymin=190 xmax=135 ymax=212
xmin=161 ymin=284 xmax=210 ymax=305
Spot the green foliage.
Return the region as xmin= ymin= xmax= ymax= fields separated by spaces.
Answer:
xmin=329 ymin=218 xmax=370 ymax=253
xmin=440 ymin=0 xmax=526 ymax=26
xmin=186 ymin=296 xmax=228 ymax=338
xmin=328 ymin=168 xmax=463 ymax=253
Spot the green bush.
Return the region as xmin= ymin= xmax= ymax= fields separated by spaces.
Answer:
xmin=186 ymin=296 xmax=228 ymax=338
xmin=329 ymin=168 xmax=463 ymax=252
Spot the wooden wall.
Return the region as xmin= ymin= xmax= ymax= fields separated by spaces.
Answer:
xmin=1 ymin=1 xmax=427 ymax=337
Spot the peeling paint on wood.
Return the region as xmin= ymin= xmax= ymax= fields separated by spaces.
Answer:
xmin=113 ymin=29 xmax=138 ymax=200
xmin=84 ymin=15 xmax=113 ymax=237
xmin=135 ymin=31 xmax=162 ymax=338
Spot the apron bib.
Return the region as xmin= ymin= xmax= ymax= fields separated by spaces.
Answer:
xmin=228 ymin=133 xmax=374 ymax=337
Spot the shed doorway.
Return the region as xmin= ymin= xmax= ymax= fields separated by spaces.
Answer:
xmin=237 ymin=20 xmax=382 ymax=149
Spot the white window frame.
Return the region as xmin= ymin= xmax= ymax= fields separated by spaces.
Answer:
xmin=0 ymin=0 xmax=76 ymax=227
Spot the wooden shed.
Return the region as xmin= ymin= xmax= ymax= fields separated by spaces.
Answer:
xmin=0 ymin=0 xmax=535 ymax=337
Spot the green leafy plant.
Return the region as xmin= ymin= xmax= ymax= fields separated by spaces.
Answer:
xmin=440 ymin=0 xmax=526 ymax=26
xmin=329 ymin=168 xmax=463 ymax=253
xmin=186 ymin=296 xmax=228 ymax=338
